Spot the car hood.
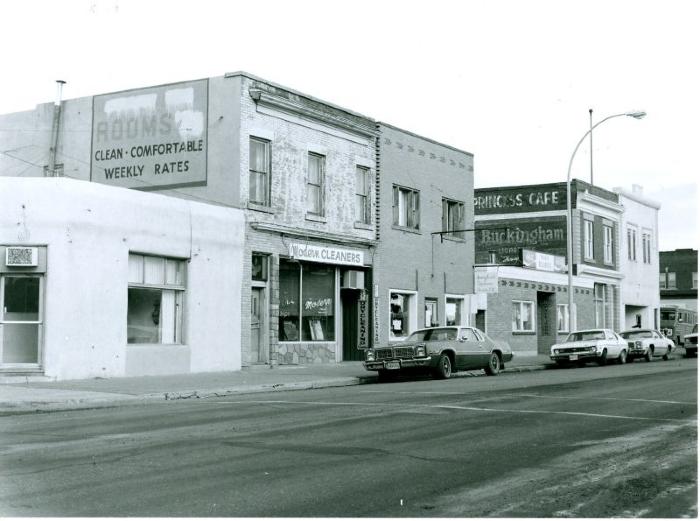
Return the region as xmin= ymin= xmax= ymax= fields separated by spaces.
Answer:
xmin=551 ymin=340 xmax=603 ymax=350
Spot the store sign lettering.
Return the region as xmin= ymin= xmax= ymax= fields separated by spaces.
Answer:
xmin=475 ymin=186 xmax=567 ymax=215
xmin=91 ymin=80 xmax=208 ymax=190
xmin=288 ymin=243 xmax=364 ymax=267
xmin=358 ymin=299 xmax=368 ymax=348
xmin=479 ymin=226 xmax=565 ymax=245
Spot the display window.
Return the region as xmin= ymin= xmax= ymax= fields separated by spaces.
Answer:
xmin=279 ymin=260 xmax=335 ymax=342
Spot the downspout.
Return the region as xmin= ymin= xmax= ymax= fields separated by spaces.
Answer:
xmin=47 ymin=80 xmax=66 ymax=177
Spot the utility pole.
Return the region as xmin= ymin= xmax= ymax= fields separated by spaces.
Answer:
xmin=47 ymin=80 xmax=66 ymax=177
xmin=589 ymin=108 xmax=593 ymax=185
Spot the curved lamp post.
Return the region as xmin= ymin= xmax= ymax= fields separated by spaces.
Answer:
xmin=566 ymin=111 xmax=646 ymax=330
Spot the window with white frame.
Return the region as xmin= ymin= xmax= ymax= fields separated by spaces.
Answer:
xmin=392 ymin=185 xmax=420 ymax=229
xmin=667 ymin=272 xmax=677 ymax=289
xmin=442 ymin=198 xmax=465 ymax=239
xmin=603 ymin=224 xmax=614 ymax=264
xmin=307 ymin=152 xmax=325 ymax=216
xmin=642 ymin=232 xmax=652 ymax=264
xmin=355 ymin=166 xmax=371 ymax=224
xmin=424 ymin=298 xmax=438 ymax=327
xmin=127 ymin=254 xmax=186 ymax=344
xmin=249 ymin=137 xmax=271 ymax=206
xmin=659 ymin=273 xmax=667 ymax=289
xmin=594 ymin=283 xmax=610 ymax=328
xmin=390 ymin=291 xmax=416 ymax=339
xmin=512 ymin=300 xmax=534 ymax=332
xmin=445 ymin=296 xmax=464 ymax=326
xmin=557 ymin=304 xmax=570 ymax=332
xmin=584 ymin=218 xmax=594 ymax=260
xmin=627 ymin=227 xmax=637 ymax=261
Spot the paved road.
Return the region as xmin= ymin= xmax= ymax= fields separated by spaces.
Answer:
xmin=0 ymin=359 xmax=696 ymax=517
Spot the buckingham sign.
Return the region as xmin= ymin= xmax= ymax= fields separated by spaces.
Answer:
xmin=288 ymin=243 xmax=365 ymax=267
xmin=91 ymin=80 xmax=208 ymax=190
xmin=475 ymin=216 xmax=567 ymax=265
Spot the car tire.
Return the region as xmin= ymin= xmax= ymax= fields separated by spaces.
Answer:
xmin=618 ymin=349 xmax=628 ymax=364
xmin=433 ymin=354 xmax=452 ymax=379
xmin=377 ymin=370 xmax=396 ymax=382
xmin=485 ymin=352 xmax=501 ymax=376
xmin=597 ymin=349 xmax=608 ymax=366
xmin=663 ymin=347 xmax=671 ymax=361
xmin=645 ymin=348 xmax=653 ymax=362
xmin=555 ymin=360 xmax=568 ymax=368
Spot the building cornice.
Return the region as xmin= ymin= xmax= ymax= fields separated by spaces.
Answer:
xmin=248 ymin=88 xmax=377 ymax=139
xmin=577 ymin=191 xmax=624 ymax=214
xmin=249 ymin=221 xmax=378 ymax=248
xmin=576 ymin=263 xmax=624 ymax=280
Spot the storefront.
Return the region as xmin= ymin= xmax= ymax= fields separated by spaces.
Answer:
xmin=0 ymin=177 xmax=245 ymax=380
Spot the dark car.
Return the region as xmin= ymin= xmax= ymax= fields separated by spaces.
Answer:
xmin=683 ymin=324 xmax=698 ymax=357
xmin=363 ymin=326 xmax=513 ymax=380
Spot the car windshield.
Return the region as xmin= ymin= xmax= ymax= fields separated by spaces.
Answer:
xmin=566 ymin=331 xmax=605 ymax=342
xmin=407 ymin=328 xmax=457 ymax=342
xmin=620 ymin=330 xmax=652 ymax=339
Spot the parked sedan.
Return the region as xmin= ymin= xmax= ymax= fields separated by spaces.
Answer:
xmin=550 ymin=328 xmax=628 ymax=366
xmin=363 ymin=326 xmax=513 ymax=380
xmin=619 ymin=329 xmax=675 ymax=362
xmin=683 ymin=324 xmax=698 ymax=357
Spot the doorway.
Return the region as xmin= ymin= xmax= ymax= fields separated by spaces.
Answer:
xmin=537 ymin=292 xmax=556 ymax=355
xmin=250 ymin=287 xmax=267 ymax=364
xmin=0 ymin=275 xmax=43 ymax=368
xmin=341 ymin=289 xmax=365 ymax=361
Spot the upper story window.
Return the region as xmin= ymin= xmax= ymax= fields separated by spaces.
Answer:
xmin=627 ymin=227 xmax=637 ymax=261
xmin=659 ymin=273 xmax=666 ymax=289
xmin=442 ymin=198 xmax=465 ymax=239
xmin=693 ymin=272 xmax=698 ymax=289
xmin=307 ymin=152 xmax=325 ymax=216
xmin=392 ymin=185 xmax=420 ymax=230
xmin=662 ymin=271 xmax=677 ymax=289
xmin=603 ymin=224 xmax=614 ymax=264
xmin=249 ymin=137 xmax=271 ymax=206
xmin=355 ymin=166 xmax=371 ymax=224
xmin=642 ymin=232 xmax=652 ymax=264
xmin=584 ymin=219 xmax=594 ymax=260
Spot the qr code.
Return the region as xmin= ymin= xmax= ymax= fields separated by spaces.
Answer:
xmin=6 ymin=248 xmax=34 ymax=265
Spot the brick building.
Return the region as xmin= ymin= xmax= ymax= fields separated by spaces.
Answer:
xmin=373 ymin=123 xmax=474 ymax=346
xmin=659 ymin=248 xmax=698 ymax=312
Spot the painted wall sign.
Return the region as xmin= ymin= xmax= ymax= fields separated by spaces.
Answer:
xmin=475 ymin=216 xmax=567 ymax=265
xmin=474 ymin=185 xmax=567 ymax=215
xmin=358 ymin=298 xmax=368 ymax=348
xmin=91 ymin=80 xmax=208 ymax=190
xmin=288 ymin=243 xmax=364 ymax=267
xmin=474 ymin=267 xmax=499 ymax=293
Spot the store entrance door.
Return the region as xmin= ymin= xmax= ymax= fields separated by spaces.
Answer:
xmin=0 ymin=275 xmax=42 ymax=368
xmin=341 ymin=289 xmax=364 ymax=361
xmin=537 ymin=292 xmax=556 ymax=355
xmin=250 ymin=287 xmax=267 ymax=364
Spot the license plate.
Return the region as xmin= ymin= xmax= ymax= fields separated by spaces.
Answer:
xmin=569 ymin=354 xmax=579 ymax=361
xmin=384 ymin=361 xmax=400 ymax=370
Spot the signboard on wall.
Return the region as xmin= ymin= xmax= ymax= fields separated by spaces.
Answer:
xmin=475 ymin=216 xmax=567 ymax=265
xmin=288 ymin=243 xmax=364 ymax=267
xmin=358 ymin=297 xmax=368 ymax=348
xmin=91 ymin=80 xmax=208 ymax=190
xmin=474 ymin=267 xmax=499 ymax=293
xmin=521 ymin=249 xmax=567 ymax=272
xmin=474 ymin=184 xmax=567 ymax=215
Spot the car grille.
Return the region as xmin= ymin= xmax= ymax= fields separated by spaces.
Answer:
xmin=374 ymin=347 xmax=416 ymax=360
xmin=627 ymin=342 xmax=635 ymax=349
xmin=558 ymin=346 xmax=593 ymax=354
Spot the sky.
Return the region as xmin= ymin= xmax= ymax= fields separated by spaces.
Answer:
xmin=1 ymin=0 xmax=698 ymax=251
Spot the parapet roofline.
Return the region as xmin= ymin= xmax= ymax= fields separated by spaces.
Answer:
xmin=377 ymin=121 xmax=474 ymax=157
xmin=225 ymin=70 xmax=375 ymax=124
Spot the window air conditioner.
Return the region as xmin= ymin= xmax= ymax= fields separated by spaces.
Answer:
xmin=342 ymin=270 xmax=365 ymax=289
xmin=5 ymin=247 xmax=38 ymax=267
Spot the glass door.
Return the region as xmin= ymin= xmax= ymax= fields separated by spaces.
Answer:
xmin=0 ymin=275 xmax=43 ymax=367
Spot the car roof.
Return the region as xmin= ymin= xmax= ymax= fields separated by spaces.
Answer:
xmin=620 ymin=329 xmax=653 ymax=333
xmin=571 ymin=329 xmax=608 ymax=334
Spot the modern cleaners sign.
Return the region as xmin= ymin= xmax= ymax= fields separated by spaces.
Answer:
xmin=91 ymin=80 xmax=208 ymax=190
xmin=288 ymin=243 xmax=365 ymax=267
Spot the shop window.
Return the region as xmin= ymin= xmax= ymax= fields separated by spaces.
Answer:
xmin=584 ymin=219 xmax=594 ymax=260
xmin=603 ymin=225 xmax=614 ymax=264
xmin=249 ymin=137 xmax=271 ymax=206
xmin=392 ymin=185 xmax=420 ymax=230
xmin=390 ymin=291 xmax=415 ymax=339
xmin=445 ymin=296 xmax=464 ymax=326
xmin=307 ymin=152 xmax=325 ymax=216
xmin=424 ymin=298 xmax=438 ymax=327
xmin=442 ymin=199 xmax=465 ymax=239
xmin=355 ymin=166 xmax=371 ymax=224
xmin=252 ymin=253 xmax=268 ymax=282
xmin=512 ymin=300 xmax=534 ymax=332
xmin=127 ymin=254 xmax=185 ymax=344
xmin=557 ymin=304 xmax=569 ymax=332
xmin=594 ymin=283 xmax=611 ymax=328
xmin=278 ymin=260 xmax=335 ymax=342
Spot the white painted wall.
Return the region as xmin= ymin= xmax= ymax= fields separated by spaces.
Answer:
xmin=0 ymin=177 xmax=245 ymax=380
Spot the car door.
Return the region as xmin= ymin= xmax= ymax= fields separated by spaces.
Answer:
xmin=606 ymin=330 xmax=623 ymax=357
xmin=453 ymin=327 xmax=481 ymax=370
xmin=652 ymin=330 xmax=672 ymax=354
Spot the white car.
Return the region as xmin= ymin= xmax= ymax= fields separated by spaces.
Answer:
xmin=550 ymin=328 xmax=628 ymax=367
xmin=619 ymin=329 xmax=675 ymax=362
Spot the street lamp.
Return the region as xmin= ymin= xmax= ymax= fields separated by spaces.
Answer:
xmin=565 ymin=111 xmax=646 ymax=330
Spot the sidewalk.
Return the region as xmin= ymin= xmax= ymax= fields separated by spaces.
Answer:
xmin=0 ymin=354 xmax=553 ymax=413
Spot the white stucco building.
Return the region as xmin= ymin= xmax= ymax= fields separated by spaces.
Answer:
xmin=0 ymin=177 xmax=245 ymax=380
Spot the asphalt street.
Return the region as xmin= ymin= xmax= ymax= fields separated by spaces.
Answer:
xmin=0 ymin=358 xmax=696 ymax=517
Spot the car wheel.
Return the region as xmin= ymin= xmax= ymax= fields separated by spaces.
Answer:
xmin=597 ymin=349 xmax=608 ymax=366
xmin=377 ymin=370 xmax=396 ymax=382
xmin=618 ymin=349 xmax=628 ymax=364
xmin=663 ymin=347 xmax=671 ymax=361
xmin=555 ymin=360 xmax=569 ymax=368
xmin=645 ymin=347 xmax=653 ymax=362
xmin=485 ymin=352 xmax=501 ymax=376
xmin=433 ymin=354 xmax=452 ymax=379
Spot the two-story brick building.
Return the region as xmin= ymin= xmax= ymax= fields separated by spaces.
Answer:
xmin=659 ymin=248 xmax=698 ymax=312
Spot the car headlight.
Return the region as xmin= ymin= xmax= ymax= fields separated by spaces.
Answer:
xmin=635 ymin=341 xmax=642 ymax=348
xmin=553 ymin=348 xmax=559 ymax=354
xmin=415 ymin=344 xmax=426 ymax=357
xmin=366 ymin=350 xmax=375 ymax=362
